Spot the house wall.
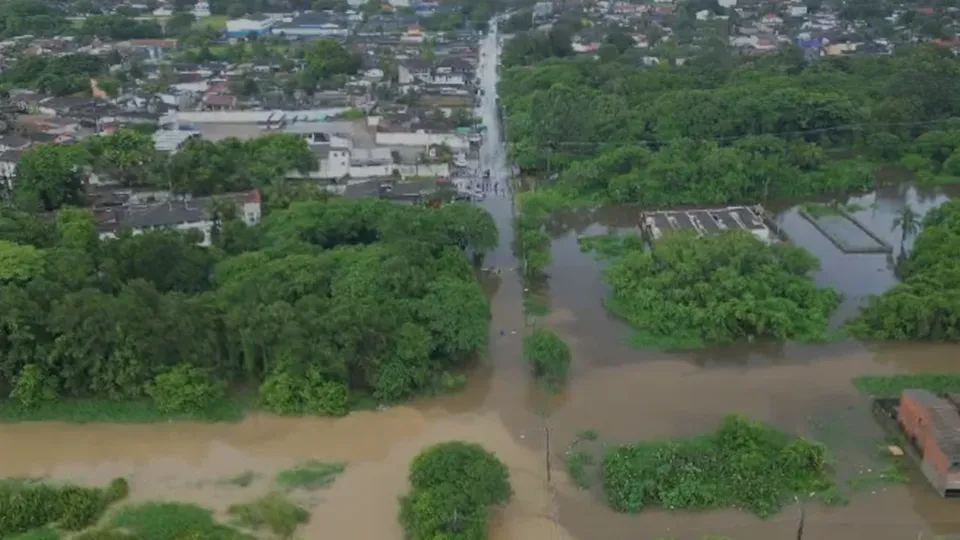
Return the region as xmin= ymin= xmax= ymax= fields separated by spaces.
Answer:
xmin=898 ymin=393 xmax=951 ymax=492
xmin=375 ymin=132 xmax=468 ymax=150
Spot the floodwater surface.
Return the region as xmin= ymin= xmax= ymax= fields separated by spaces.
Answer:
xmin=4 ymin=30 xmax=960 ymax=540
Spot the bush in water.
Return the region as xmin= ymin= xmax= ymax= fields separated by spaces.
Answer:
xmin=602 ymin=415 xmax=832 ymax=517
xmin=0 ymin=478 xmax=129 ymax=537
xmin=523 ymin=327 xmax=571 ymax=389
xmin=399 ymin=441 xmax=512 ymax=540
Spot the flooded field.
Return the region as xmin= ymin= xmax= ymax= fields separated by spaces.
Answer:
xmin=3 ymin=184 xmax=960 ymax=540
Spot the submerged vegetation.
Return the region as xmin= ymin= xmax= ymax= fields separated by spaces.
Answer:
xmin=275 ymin=461 xmax=345 ymax=491
xmin=602 ymin=415 xmax=832 ymax=517
xmin=399 ymin=441 xmax=512 ymax=540
xmin=523 ymin=327 xmax=572 ymax=389
xmin=0 ymin=478 xmax=129 ymax=538
xmin=227 ymin=493 xmax=309 ymax=538
xmin=583 ymin=230 xmax=839 ymax=349
xmin=110 ymin=502 xmax=251 ymax=540
xmin=851 ymin=200 xmax=960 ymax=341
xmin=0 ymin=197 xmax=496 ymax=421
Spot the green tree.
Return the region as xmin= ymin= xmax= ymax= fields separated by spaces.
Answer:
xmin=86 ymin=128 xmax=158 ymax=186
xmin=599 ymin=230 xmax=840 ymax=348
xmin=892 ymin=204 xmax=922 ymax=257
xmin=0 ymin=239 xmax=43 ymax=282
xmin=13 ymin=143 xmax=89 ymax=211
xmin=399 ymin=442 xmax=512 ymax=540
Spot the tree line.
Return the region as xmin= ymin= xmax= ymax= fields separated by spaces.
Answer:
xmin=0 ymin=195 xmax=498 ymax=414
xmin=499 ymin=44 xmax=960 ymax=206
xmin=10 ymin=129 xmax=317 ymax=211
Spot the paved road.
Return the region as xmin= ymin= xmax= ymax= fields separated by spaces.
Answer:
xmin=476 ymin=22 xmax=516 ymax=270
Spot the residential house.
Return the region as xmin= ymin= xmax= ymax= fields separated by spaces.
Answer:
xmin=95 ymin=189 xmax=262 ymax=246
xmin=127 ymin=39 xmax=178 ymax=62
xmin=398 ymin=58 xmax=431 ymax=85
xmin=272 ymin=12 xmax=350 ymax=38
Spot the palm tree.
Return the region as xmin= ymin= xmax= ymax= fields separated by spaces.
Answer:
xmin=892 ymin=204 xmax=922 ymax=258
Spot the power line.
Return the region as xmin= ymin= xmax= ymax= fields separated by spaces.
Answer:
xmin=503 ymin=117 xmax=960 ymax=148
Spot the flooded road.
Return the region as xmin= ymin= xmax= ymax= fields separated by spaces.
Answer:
xmin=4 ymin=29 xmax=960 ymax=540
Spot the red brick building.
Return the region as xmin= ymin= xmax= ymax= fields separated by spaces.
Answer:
xmin=898 ymin=389 xmax=960 ymax=497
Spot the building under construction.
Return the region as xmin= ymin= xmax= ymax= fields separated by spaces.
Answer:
xmin=640 ymin=205 xmax=777 ymax=245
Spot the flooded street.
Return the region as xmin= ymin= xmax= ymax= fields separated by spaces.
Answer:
xmin=4 ymin=26 xmax=960 ymax=540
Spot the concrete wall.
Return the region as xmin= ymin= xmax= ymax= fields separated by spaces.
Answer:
xmin=375 ymin=131 xmax=468 ymax=150
xmin=100 ymin=220 xmax=215 ymax=246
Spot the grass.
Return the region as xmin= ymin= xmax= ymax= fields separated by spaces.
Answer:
xmin=222 ymin=471 xmax=257 ymax=488
xmin=0 ymin=398 xmax=245 ymax=424
xmin=111 ymin=502 xmax=251 ymax=540
xmin=227 ymin=493 xmax=309 ymax=538
xmin=602 ymin=415 xmax=833 ymax=517
xmin=275 ymin=460 xmax=345 ymax=491
xmin=852 ymin=374 xmax=960 ymax=397
xmin=8 ymin=529 xmax=61 ymax=540
xmin=73 ymin=530 xmax=139 ymax=539
xmin=194 ymin=14 xmax=228 ymax=29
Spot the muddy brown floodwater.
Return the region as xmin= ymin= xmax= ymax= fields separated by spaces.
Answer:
xmin=3 ymin=185 xmax=960 ymax=540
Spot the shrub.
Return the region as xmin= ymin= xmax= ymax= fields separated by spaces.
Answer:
xmin=227 ymin=493 xmax=309 ymax=537
xmin=602 ymin=415 xmax=831 ymax=517
xmin=111 ymin=502 xmax=250 ymax=540
xmin=523 ymin=327 xmax=571 ymax=388
xmin=259 ymin=368 xmax=348 ymax=417
xmin=147 ymin=364 xmax=225 ymax=414
xmin=104 ymin=478 xmax=130 ymax=504
xmin=10 ymin=364 xmax=57 ymax=409
xmin=0 ymin=478 xmax=127 ymax=537
xmin=275 ymin=461 xmax=345 ymax=491
xmin=399 ymin=441 xmax=512 ymax=540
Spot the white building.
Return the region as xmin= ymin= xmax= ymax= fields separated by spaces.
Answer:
xmin=226 ymin=15 xmax=274 ymax=37
xmin=193 ymin=1 xmax=211 ymax=17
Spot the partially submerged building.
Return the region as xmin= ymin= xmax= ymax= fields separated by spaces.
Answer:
xmin=897 ymin=389 xmax=960 ymax=497
xmin=640 ymin=205 xmax=775 ymax=244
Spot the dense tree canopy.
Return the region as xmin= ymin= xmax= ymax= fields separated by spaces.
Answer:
xmin=851 ymin=200 xmax=960 ymax=341
xmin=589 ymin=230 xmax=840 ymax=348
xmin=10 ymin=130 xmax=318 ymax=211
xmin=0 ymin=196 xmax=497 ymax=411
xmin=0 ymin=0 xmax=69 ymax=38
xmin=499 ymin=45 xmax=960 ymax=205
xmin=1 ymin=53 xmax=108 ymax=96
xmin=399 ymin=441 xmax=512 ymax=540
